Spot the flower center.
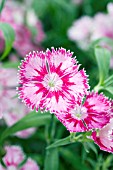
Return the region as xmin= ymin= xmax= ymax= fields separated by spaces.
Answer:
xmin=43 ymin=73 xmax=63 ymax=91
xmin=71 ymin=105 xmax=87 ymax=119
xmin=48 ymin=81 xmax=55 ymax=87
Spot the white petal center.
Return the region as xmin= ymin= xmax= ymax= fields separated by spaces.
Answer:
xmin=42 ymin=73 xmax=63 ymax=91
xmin=71 ymin=105 xmax=87 ymax=119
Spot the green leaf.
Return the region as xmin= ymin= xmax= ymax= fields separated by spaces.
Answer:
xmin=0 ymin=111 xmax=50 ymax=143
xmin=95 ymin=154 xmax=103 ymax=170
xmin=104 ymin=74 xmax=113 ymax=87
xmin=44 ymin=148 xmax=59 ymax=170
xmin=46 ymin=136 xmax=73 ymax=149
xmin=95 ymin=47 xmax=111 ymax=85
xmin=0 ymin=23 xmax=15 ymax=60
xmin=83 ymin=142 xmax=98 ymax=156
xmin=60 ymin=148 xmax=91 ymax=170
xmin=90 ymin=37 xmax=113 ymax=50
xmin=2 ymin=61 xmax=20 ymax=69
xmin=0 ymin=0 xmax=6 ymax=14
xmin=104 ymin=86 xmax=113 ymax=95
xmin=102 ymin=155 xmax=113 ymax=170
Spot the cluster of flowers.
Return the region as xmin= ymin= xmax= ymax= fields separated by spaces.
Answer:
xmin=68 ymin=3 xmax=113 ymax=49
xmin=0 ymin=65 xmax=36 ymax=138
xmin=0 ymin=0 xmax=45 ymax=57
xmin=0 ymin=145 xmax=39 ymax=170
xmin=18 ymin=47 xmax=113 ymax=153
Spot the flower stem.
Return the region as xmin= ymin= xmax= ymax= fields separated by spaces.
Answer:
xmin=45 ymin=114 xmax=56 ymax=145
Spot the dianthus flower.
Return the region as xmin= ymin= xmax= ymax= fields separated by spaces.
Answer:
xmin=67 ymin=3 xmax=113 ymax=51
xmin=18 ymin=47 xmax=89 ymax=113
xmin=0 ymin=67 xmax=35 ymax=138
xmin=92 ymin=118 xmax=113 ymax=153
xmin=67 ymin=16 xmax=93 ymax=49
xmin=55 ymin=92 xmax=110 ymax=132
xmin=4 ymin=98 xmax=36 ymax=138
xmin=0 ymin=1 xmax=45 ymax=57
xmin=0 ymin=67 xmax=17 ymax=113
xmin=0 ymin=146 xmax=39 ymax=170
xmin=92 ymin=100 xmax=113 ymax=153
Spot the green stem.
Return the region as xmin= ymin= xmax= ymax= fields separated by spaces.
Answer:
xmin=94 ymin=84 xmax=103 ymax=92
xmin=45 ymin=114 xmax=56 ymax=145
xmin=50 ymin=114 xmax=56 ymax=142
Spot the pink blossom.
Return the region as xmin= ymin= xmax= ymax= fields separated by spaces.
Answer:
xmin=68 ymin=3 xmax=113 ymax=68
xmin=13 ymin=25 xmax=35 ymax=56
xmin=0 ymin=67 xmax=35 ymax=138
xmin=0 ymin=67 xmax=17 ymax=113
xmin=26 ymin=10 xmax=45 ymax=44
xmin=0 ymin=145 xmax=40 ymax=169
xmin=91 ymin=13 xmax=113 ymax=40
xmin=4 ymin=98 xmax=36 ymax=138
xmin=0 ymin=1 xmax=45 ymax=57
xmin=68 ymin=16 xmax=93 ymax=49
xmin=0 ymin=164 xmax=5 ymax=170
xmin=3 ymin=146 xmax=24 ymax=167
xmin=21 ymin=158 xmax=39 ymax=170
xmin=92 ymin=118 xmax=113 ymax=153
xmin=68 ymin=3 xmax=113 ymax=50
xmin=18 ymin=47 xmax=89 ymax=113
xmin=55 ymin=92 xmax=110 ymax=132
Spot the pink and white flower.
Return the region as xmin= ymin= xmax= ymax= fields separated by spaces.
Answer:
xmin=91 ymin=13 xmax=113 ymax=40
xmin=0 ymin=67 xmax=17 ymax=113
xmin=0 ymin=66 xmax=35 ymax=138
xmin=26 ymin=9 xmax=45 ymax=44
xmin=21 ymin=158 xmax=40 ymax=170
xmin=3 ymin=98 xmax=36 ymax=138
xmin=0 ymin=146 xmax=39 ymax=170
xmin=0 ymin=164 xmax=5 ymax=170
xmin=3 ymin=146 xmax=24 ymax=167
xmin=67 ymin=16 xmax=93 ymax=49
xmin=68 ymin=3 xmax=113 ymax=50
xmin=18 ymin=47 xmax=89 ymax=113
xmin=92 ymin=118 xmax=113 ymax=153
xmin=0 ymin=1 xmax=45 ymax=57
xmin=56 ymin=92 xmax=110 ymax=132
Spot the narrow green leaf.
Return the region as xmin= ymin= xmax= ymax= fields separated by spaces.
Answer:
xmin=104 ymin=86 xmax=113 ymax=95
xmin=90 ymin=37 xmax=113 ymax=50
xmin=60 ymin=148 xmax=91 ymax=170
xmin=95 ymin=154 xmax=103 ymax=170
xmin=95 ymin=47 xmax=111 ymax=84
xmin=44 ymin=148 xmax=59 ymax=170
xmin=104 ymin=74 xmax=113 ymax=87
xmin=83 ymin=142 xmax=98 ymax=156
xmin=0 ymin=0 xmax=6 ymax=13
xmin=87 ymin=158 xmax=96 ymax=168
xmin=102 ymin=155 xmax=113 ymax=170
xmin=0 ymin=23 xmax=15 ymax=60
xmin=0 ymin=111 xmax=50 ymax=143
xmin=46 ymin=136 xmax=73 ymax=149
xmin=2 ymin=61 xmax=20 ymax=69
